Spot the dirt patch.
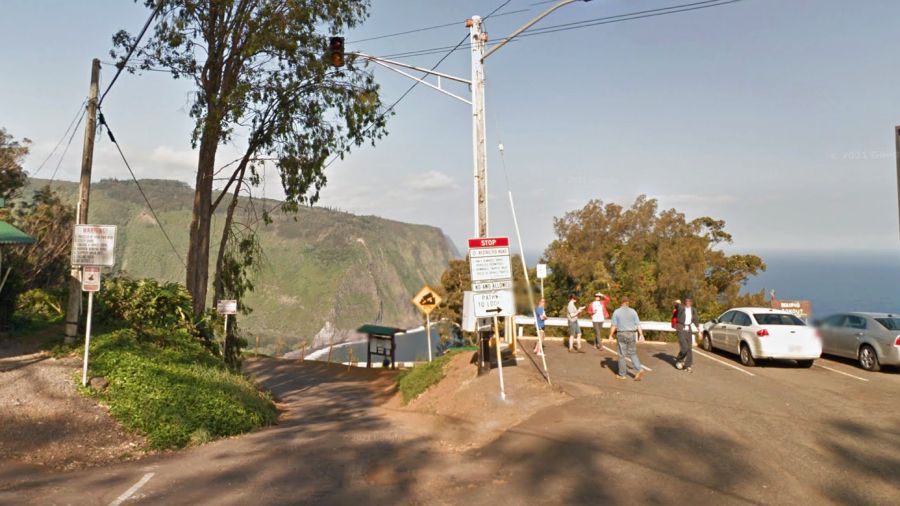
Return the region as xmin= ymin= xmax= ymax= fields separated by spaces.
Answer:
xmin=390 ymin=350 xmax=570 ymax=451
xmin=0 ymin=333 xmax=146 ymax=472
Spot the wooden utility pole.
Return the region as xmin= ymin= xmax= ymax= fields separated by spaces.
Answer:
xmin=64 ymin=58 xmax=101 ymax=343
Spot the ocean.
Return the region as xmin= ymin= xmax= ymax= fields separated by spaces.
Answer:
xmin=743 ymin=250 xmax=900 ymax=318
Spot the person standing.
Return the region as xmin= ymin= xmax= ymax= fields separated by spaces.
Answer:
xmin=589 ymin=292 xmax=610 ymax=349
xmin=532 ymin=298 xmax=549 ymax=355
xmin=609 ymin=297 xmax=645 ymax=381
xmin=566 ymin=293 xmax=585 ymax=352
xmin=674 ymin=298 xmax=701 ymax=373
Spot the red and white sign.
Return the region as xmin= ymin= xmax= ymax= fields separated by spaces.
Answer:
xmin=81 ymin=266 xmax=101 ymax=292
xmin=468 ymin=237 xmax=509 ymax=249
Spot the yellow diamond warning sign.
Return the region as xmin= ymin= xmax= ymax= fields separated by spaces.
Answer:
xmin=412 ymin=285 xmax=442 ymax=315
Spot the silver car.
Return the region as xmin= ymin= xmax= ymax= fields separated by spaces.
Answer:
xmin=815 ymin=312 xmax=900 ymax=371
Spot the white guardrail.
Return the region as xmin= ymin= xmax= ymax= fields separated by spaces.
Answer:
xmin=513 ymin=315 xmax=677 ymax=334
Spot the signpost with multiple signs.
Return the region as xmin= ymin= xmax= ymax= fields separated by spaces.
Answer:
xmin=77 ymin=225 xmax=117 ymax=387
xmin=412 ymin=285 xmax=442 ymax=362
xmin=467 ymin=237 xmax=513 ymax=400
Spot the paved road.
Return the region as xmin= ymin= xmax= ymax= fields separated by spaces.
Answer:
xmin=3 ymin=344 xmax=898 ymax=505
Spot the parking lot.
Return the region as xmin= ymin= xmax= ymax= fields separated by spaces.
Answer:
xmin=509 ymin=338 xmax=900 ymax=505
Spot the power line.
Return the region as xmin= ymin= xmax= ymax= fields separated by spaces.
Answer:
xmin=48 ymin=106 xmax=88 ymax=183
xmin=98 ymin=1 xmax=164 ymax=106
xmin=348 ymin=8 xmax=530 ymax=45
xmin=97 ymin=112 xmax=186 ymax=267
xmin=31 ymin=100 xmax=86 ymax=178
xmin=376 ymin=0 xmax=744 ymax=60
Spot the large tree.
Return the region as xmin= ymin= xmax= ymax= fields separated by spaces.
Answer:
xmin=542 ymin=196 xmax=765 ymax=321
xmin=112 ymin=0 xmax=386 ymax=320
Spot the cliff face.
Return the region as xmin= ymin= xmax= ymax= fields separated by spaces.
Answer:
xmin=33 ymin=179 xmax=457 ymax=353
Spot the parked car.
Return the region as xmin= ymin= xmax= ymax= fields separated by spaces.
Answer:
xmin=813 ymin=312 xmax=900 ymax=372
xmin=701 ymin=307 xmax=821 ymax=367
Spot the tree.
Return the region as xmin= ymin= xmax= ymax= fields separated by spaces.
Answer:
xmin=0 ymin=128 xmax=29 ymax=200
xmin=543 ymin=196 xmax=766 ymax=321
xmin=112 ymin=0 xmax=387 ymax=322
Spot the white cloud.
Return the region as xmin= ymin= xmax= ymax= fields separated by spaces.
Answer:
xmin=405 ymin=170 xmax=459 ymax=192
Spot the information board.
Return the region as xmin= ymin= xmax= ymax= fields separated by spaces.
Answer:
xmin=71 ymin=225 xmax=117 ymax=267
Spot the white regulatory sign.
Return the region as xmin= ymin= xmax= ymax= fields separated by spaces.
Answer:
xmin=469 ymin=255 xmax=512 ymax=283
xmin=217 ymin=300 xmax=238 ymax=315
xmin=471 ymin=279 xmax=513 ymax=292
xmin=71 ymin=225 xmax=117 ymax=267
xmin=536 ymin=263 xmax=548 ymax=279
xmin=473 ymin=290 xmax=514 ymax=318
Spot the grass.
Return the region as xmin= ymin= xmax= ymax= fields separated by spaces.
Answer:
xmin=397 ymin=350 xmax=464 ymax=404
xmin=82 ymin=328 xmax=278 ymax=450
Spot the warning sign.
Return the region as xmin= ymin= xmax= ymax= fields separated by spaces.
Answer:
xmin=81 ymin=266 xmax=101 ymax=292
xmin=71 ymin=225 xmax=117 ymax=267
xmin=217 ymin=300 xmax=238 ymax=315
xmin=412 ymin=285 xmax=442 ymax=315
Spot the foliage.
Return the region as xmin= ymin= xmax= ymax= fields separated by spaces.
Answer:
xmin=83 ymin=328 xmax=277 ymax=449
xmin=3 ymin=186 xmax=75 ymax=288
xmin=543 ymin=196 xmax=766 ymax=321
xmin=0 ymin=128 xmax=29 ymax=200
xmin=397 ymin=350 xmax=461 ymax=404
xmin=15 ymin=288 xmax=66 ymax=322
xmin=95 ymin=276 xmax=196 ymax=340
xmin=112 ymin=0 xmax=389 ymax=319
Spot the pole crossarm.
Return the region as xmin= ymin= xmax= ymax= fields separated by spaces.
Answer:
xmin=483 ymin=0 xmax=583 ymax=61
xmin=352 ymin=52 xmax=472 ymax=105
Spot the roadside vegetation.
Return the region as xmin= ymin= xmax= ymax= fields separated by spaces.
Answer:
xmin=397 ymin=348 xmax=471 ymax=404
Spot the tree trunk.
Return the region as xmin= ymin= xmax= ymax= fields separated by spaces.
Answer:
xmin=186 ymin=123 xmax=221 ymax=320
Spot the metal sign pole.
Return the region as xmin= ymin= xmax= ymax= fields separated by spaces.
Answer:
xmin=81 ymin=291 xmax=94 ymax=387
xmin=223 ymin=314 xmax=229 ymax=357
xmin=493 ymin=315 xmax=506 ymax=401
xmin=426 ymin=313 xmax=433 ymax=362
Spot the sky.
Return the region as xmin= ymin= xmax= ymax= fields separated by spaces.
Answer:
xmin=3 ymin=0 xmax=900 ymax=258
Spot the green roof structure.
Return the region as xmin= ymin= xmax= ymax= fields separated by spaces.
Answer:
xmin=0 ymin=221 xmax=34 ymax=245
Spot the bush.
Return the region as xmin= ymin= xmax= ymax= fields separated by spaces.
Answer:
xmin=85 ymin=328 xmax=277 ymax=449
xmin=15 ymin=288 xmax=65 ymax=322
xmin=95 ymin=276 xmax=195 ymax=338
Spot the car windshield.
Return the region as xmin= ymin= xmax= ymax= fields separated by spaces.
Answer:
xmin=875 ymin=318 xmax=900 ymax=330
xmin=754 ymin=313 xmax=805 ymax=326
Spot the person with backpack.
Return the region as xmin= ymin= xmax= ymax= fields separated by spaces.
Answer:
xmin=588 ymin=292 xmax=610 ymax=349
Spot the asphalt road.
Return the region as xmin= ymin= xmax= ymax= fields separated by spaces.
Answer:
xmin=3 ymin=343 xmax=898 ymax=505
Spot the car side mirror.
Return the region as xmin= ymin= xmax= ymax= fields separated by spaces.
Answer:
xmin=711 ymin=318 xmax=719 ymax=324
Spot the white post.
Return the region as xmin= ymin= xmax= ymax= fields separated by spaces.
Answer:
xmin=426 ymin=313 xmax=433 ymax=362
xmin=81 ymin=291 xmax=94 ymax=387
xmin=540 ymin=278 xmax=545 ymax=300
xmin=470 ymin=15 xmax=488 ymax=238
xmin=493 ymin=316 xmax=506 ymax=401
xmin=223 ymin=314 xmax=229 ymax=356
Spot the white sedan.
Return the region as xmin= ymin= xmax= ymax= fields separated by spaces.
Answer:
xmin=701 ymin=307 xmax=822 ymax=367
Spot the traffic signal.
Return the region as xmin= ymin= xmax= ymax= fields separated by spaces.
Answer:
xmin=329 ymin=36 xmax=345 ymax=67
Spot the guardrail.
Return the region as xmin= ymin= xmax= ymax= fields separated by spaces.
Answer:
xmin=513 ymin=315 xmax=677 ymax=334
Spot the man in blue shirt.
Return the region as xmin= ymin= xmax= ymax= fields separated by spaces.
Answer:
xmin=609 ymin=296 xmax=645 ymax=381
xmin=532 ymin=298 xmax=548 ymax=355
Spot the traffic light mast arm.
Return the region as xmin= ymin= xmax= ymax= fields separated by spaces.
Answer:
xmin=483 ymin=0 xmax=589 ymax=61
xmin=351 ymin=52 xmax=472 ymax=105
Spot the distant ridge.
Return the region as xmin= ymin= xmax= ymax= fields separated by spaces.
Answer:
xmin=29 ymin=178 xmax=457 ymax=353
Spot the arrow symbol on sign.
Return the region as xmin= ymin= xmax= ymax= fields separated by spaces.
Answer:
xmin=486 ymin=307 xmax=503 ymax=314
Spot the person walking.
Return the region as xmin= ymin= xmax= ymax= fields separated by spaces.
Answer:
xmin=588 ymin=292 xmax=610 ymax=349
xmin=566 ymin=293 xmax=585 ymax=352
xmin=674 ymin=298 xmax=701 ymax=373
xmin=532 ymin=298 xmax=549 ymax=355
xmin=609 ymin=297 xmax=645 ymax=381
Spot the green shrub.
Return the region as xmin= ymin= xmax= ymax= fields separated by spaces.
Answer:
xmin=85 ymin=328 xmax=277 ymax=449
xmin=397 ymin=351 xmax=461 ymax=404
xmin=15 ymin=288 xmax=65 ymax=322
xmin=95 ymin=276 xmax=195 ymax=338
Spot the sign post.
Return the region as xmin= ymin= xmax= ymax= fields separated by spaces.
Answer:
xmin=216 ymin=300 xmax=238 ymax=356
xmin=412 ymin=285 xmax=442 ymax=362
xmin=536 ymin=263 xmax=548 ymax=299
xmin=80 ymin=266 xmax=101 ymax=387
xmin=468 ymin=237 xmax=512 ymax=397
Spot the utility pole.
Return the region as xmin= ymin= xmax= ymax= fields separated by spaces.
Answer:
xmin=469 ymin=16 xmax=489 ymax=238
xmin=64 ymin=58 xmax=101 ymax=343
xmin=895 ymin=126 xmax=900 ymax=245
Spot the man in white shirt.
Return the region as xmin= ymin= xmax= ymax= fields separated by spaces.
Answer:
xmin=566 ymin=293 xmax=585 ymax=352
xmin=589 ymin=292 xmax=610 ymax=349
xmin=675 ymin=298 xmax=701 ymax=372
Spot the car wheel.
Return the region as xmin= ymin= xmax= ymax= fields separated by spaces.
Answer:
xmin=701 ymin=332 xmax=712 ymax=351
xmin=858 ymin=345 xmax=881 ymax=372
xmin=797 ymin=359 xmax=814 ymax=368
xmin=739 ymin=343 xmax=756 ymax=367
